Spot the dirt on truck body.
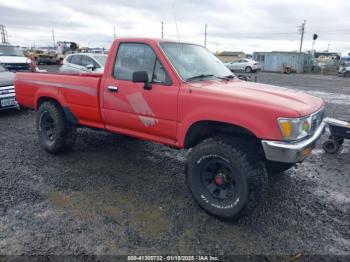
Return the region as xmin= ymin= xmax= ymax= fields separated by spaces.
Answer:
xmin=15 ymin=38 xmax=326 ymax=219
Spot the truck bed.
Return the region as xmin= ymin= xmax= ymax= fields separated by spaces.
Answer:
xmin=15 ymin=72 xmax=105 ymax=129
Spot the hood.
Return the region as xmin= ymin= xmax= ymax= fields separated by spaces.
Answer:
xmin=188 ymin=79 xmax=325 ymax=117
xmin=0 ymin=56 xmax=30 ymax=64
xmin=0 ymin=71 xmax=15 ymax=87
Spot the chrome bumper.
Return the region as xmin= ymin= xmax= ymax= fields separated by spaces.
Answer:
xmin=261 ymin=120 xmax=326 ymax=163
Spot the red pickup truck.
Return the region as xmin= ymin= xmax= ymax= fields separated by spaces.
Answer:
xmin=15 ymin=38 xmax=326 ymax=219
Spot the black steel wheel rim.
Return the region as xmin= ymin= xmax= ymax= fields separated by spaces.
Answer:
xmin=40 ymin=112 xmax=56 ymax=141
xmin=200 ymin=159 xmax=237 ymax=200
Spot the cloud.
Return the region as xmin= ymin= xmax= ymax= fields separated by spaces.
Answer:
xmin=0 ymin=0 xmax=349 ymax=53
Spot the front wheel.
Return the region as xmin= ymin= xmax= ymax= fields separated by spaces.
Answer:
xmin=186 ymin=137 xmax=268 ymax=219
xmin=36 ymin=101 xmax=76 ymax=154
xmin=323 ymin=139 xmax=341 ymax=154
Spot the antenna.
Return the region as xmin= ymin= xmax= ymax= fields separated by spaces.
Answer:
xmin=172 ymin=5 xmax=180 ymax=42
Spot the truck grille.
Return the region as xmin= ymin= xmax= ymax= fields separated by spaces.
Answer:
xmin=3 ymin=63 xmax=30 ymax=72
xmin=310 ymin=108 xmax=325 ymax=134
xmin=0 ymin=85 xmax=15 ymax=97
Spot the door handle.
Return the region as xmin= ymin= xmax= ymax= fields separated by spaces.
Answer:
xmin=108 ymin=86 xmax=118 ymax=93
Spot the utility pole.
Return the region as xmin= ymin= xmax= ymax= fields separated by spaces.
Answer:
xmin=51 ymin=29 xmax=56 ymax=48
xmin=0 ymin=25 xmax=4 ymax=43
xmin=113 ymin=26 xmax=116 ymax=39
xmin=204 ymin=24 xmax=208 ymax=47
xmin=0 ymin=24 xmax=9 ymax=44
xmin=311 ymin=33 xmax=318 ymax=56
xmin=298 ymin=20 xmax=306 ymax=53
xmin=161 ymin=21 xmax=164 ymax=39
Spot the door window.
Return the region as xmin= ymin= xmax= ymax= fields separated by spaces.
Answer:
xmin=66 ymin=55 xmax=72 ymax=63
xmin=70 ymin=55 xmax=82 ymax=66
xmin=153 ymin=59 xmax=168 ymax=84
xmin=114 ymin=43 xmax=170 ymax=85
xmin=82 ymin=55 xmax=99 ymax=68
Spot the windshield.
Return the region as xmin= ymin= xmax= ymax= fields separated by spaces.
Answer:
xmin=160 ymin=43 xmax=234 ymax=81
xmin=93 ymin=55 xmax=107 ymax=66
xmin=0 ymin=64 xmax=5 ymax=72
xmin=0 ymin=45 xmax=25 ymax=57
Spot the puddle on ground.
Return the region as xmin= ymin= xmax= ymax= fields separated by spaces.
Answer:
xmin=47 ymin=188 xmax=171 ymax=239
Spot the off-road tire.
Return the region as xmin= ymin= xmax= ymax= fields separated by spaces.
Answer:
xmin=186 ymin=136 xmax=268 ymax=219
xmin=36 ymin=101 xmax=76 ymax=154
xmin=265 ymin=161 xmax=295 ymax=174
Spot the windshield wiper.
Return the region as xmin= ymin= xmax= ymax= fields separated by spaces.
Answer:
xmin=186 ymin=74 xmax=214 ymax=82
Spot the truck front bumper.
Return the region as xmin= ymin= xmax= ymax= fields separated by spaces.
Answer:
xmin=261 ymin=121 xmax=326 ymax=163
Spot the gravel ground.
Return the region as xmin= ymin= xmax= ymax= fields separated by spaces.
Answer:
xmin=0 ymin=68 xmax=349 ymax=258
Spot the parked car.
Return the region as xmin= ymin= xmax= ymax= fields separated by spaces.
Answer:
xmin=225 ymin=58 xmax=260 ymax=73
xmin=15 ymin=38 xmax=325 ymax=220
xmin=0 ymin=44 xmax=32 ymax=72
xmin=338 ymin=56 xmax=350 ymax=77
xmin=59 ymin=53 xmax=107 ymax=74
xmin=0 ymin=64 xmax=18 ymax=110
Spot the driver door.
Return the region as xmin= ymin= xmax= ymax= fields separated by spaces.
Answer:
xmin=101 ymin=42 xmax=179 ymax=144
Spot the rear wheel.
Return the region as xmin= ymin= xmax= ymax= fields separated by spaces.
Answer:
xmin=186 ymin=136 xmax=268 ymax=219
xmin=36 ymin=101 xmax=76 ymax=154
xmin=245 ymin=66 xmax=252 ymax=73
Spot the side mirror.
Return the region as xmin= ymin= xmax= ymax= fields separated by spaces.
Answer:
xmin=86 ymin=64 xmax=95 ymax=71
xmin=132 ymin=71 xmax=152 ymax=90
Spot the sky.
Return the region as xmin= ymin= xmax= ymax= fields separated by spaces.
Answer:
xmin=0 ymin=0 xmax=349 ymax=54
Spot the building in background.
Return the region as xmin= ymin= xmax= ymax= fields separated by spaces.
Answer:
xmin=216 ymin=51 xmax=245 ymax=63
xmin=253 ymin=51 xmax=312 ymax=73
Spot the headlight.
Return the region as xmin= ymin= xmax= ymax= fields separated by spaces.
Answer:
xmin=278 ymin=116 xmax=312 ymax=141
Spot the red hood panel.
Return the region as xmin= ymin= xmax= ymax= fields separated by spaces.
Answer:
xmin=188 ymin=79 xmax=325 ymax=117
